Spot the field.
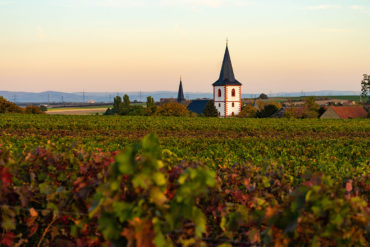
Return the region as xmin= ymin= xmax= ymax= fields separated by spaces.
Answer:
xmin=47 ymin=106 xmax=109 ymax=115
xmin=0 ymin=114 xmax=369 ymax=246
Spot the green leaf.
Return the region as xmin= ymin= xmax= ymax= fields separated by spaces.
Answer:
xmin=153 ymin=172 xmax=166 ymax=186
xmin=39 ymin=182 xmax=53 ymax=195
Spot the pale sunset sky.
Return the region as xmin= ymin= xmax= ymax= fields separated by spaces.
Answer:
xmin=0 ymin=0 xmax=369 ymax=93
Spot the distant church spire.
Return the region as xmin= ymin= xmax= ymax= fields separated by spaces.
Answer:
xmin=212 ymin=42 xmax=242 ymax=86
xmin=177 ymin=76 xmax=185 ymax=103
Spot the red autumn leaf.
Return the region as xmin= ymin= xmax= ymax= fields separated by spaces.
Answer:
xmin=0 ymin=167 xmax=12 ymax=188
xmin=0 ymin=232 xmax=15 ymax=247
xmin=28 ymin=224 xmax=38 ymax=237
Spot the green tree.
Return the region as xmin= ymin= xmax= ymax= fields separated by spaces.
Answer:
xmin=145 ymin=96 xmax=156 ymax=116
xmin=112 ymin=96 xmax=123 ymax=114
xmin=302 ymin=96 xmax=320 ymax=118
xmin=202 ymin=101 xmax=218 ymax=117
xmin=123 ymin=94 xmax=130 ymax=108
xmin=259 ymin=93 xmax=268 ymax=99
xmin=238 ymin=104 xmax=257 ymax=118
xmin=155 ymin=102 xmax=190 ymax=117
xmin=257 ymin=104 xmax=279 ymax=118
xmin=39 ymin=105 xmax=47 ymax=112
xmin=361 ymin=74 xmax=369 ymax=100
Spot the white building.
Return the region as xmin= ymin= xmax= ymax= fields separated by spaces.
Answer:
xmin=213 ymin=44 xmax=242 ymax=117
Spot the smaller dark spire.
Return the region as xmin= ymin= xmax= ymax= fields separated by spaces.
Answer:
xmin=177 ymin=76 xmax=185 ymax=103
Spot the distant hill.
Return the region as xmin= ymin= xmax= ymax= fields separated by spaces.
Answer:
xmin=0 ymin=90 xmax=361 ymax=103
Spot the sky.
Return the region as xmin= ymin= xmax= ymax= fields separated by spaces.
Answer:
xmin=0 ymin=0 xmax=369 ymax=94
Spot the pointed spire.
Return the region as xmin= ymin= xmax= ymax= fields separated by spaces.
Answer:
xmin=213 ymin=42 xmax=241 ymax=86
xmin=177 ymin=76 xmax=185 ymax=103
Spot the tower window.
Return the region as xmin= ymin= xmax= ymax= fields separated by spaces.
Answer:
xmin=219 ymin=103 xmax=221 ymax=107
xmin=232 ymin=102 xmax=234 ymax=107
xmin=231 ymin=88 xmax=236 ymax=97
xmin=218 ymin=89 xmax=222 ymax=97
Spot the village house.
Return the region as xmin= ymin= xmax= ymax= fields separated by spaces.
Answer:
xmin=320 ymin=106 xmax=367 ymax=119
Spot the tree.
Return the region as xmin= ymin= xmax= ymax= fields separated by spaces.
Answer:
xmin=302 ymin=96 xmax=320 ymax=118
xmin=145 ymin=96 xmax=156 ymax=116
xmin=238 ymin=105 xmax=257 ymax=118
xmin=0 ymin=96 xmax=24 ymax=113
xmin=25 ymin=106 xmax=44 ymax=114
xmin=123 ymin=94 xmax=130 ymax=108
xmin=202 ymin=101 xmax=218 ymax=117
xmin=259 ymin=93 xmax=268 ymax=100
xmin=154 ymin=102 xmax=190 ymax=117
xmin=257 ymin=104 xmax=279 ymax=118
xmin=104 ymin=108 xmax=114 ymax=115
xmin=112 ymin=96 xmax=123 ymax=114
xmin=39 ymin=105 xmax=47 ymax=112
xmin=361 ymin=74 xmax=369 ymax=100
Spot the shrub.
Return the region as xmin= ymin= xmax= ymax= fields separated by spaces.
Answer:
xmin=238 ymin=105 xmax=258 ymax=118
xmin=155 ymin=102 xmax=191 ymax=117
xmin=257 ymin=104 xmax=279 ymax=118
xmin=25 ymin=106 xmax=44 ymax=114
xmin=302 ymin=96 xmax=320 ymax=118
xmin=0 ymin=96 xmax=24 ymax=113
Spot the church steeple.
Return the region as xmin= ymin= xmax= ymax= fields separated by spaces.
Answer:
xmin=177 ymin=76 xmax=185 ymax=103
xmin=212 ymin=43 xmax=242 ymax=86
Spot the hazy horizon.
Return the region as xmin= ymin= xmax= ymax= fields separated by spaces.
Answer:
xmin=1 ymin=0 xmax=369 ymax=93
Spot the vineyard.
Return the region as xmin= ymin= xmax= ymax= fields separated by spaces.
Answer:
xmin=0 ymin=114 xmax=369 ymax=246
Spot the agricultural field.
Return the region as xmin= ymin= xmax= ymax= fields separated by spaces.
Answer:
xmin=0 ymin=114 xmax=369 ymax=246
xmin=47 ymin=106 xmax=109 ymax=115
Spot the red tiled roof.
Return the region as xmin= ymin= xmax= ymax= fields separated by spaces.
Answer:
xmin=330 ymin=106 xmax=367 ymax=119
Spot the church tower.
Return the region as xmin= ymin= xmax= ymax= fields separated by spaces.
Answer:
xmin=213 ymin=43 xmax=242 ymax=117
xmin=177 ymin=76 xmax=185 ymax=103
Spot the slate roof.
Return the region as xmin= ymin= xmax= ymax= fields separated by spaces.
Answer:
xmin=329 ymin=106 xmax=367 ymax=119
xmin=177 ymin=79 xmax=185 ymax=103
xmin=187 ymin=100 xmax=211 ymax=115
xmin=212 ymin=45 xmax=242 ymax=86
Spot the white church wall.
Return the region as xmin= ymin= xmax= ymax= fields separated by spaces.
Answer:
xmin=215 ymin=101 xmax=225 ymax=117
xmin=214 ymin=86 xmax=225 ymax=102
xmin=225 ymin=101 xmax=241 ymax=116
xmin=226 ymin=86 xmax=241 ymax=102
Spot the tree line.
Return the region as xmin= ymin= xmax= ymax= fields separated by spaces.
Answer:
xmin=103 ymin=94 xmax=329 ymax=119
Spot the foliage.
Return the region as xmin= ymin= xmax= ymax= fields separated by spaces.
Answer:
xmin=257 ymin=104 xmax=279 ymax=118
xmin=202 ymin=100 xmax=218 ymax=117
xmin=106 ymin=95 xmax=146 ymax=116
xmin=91 ymin=134 xmax=215 ymax=245
xmin=123 ymin=94 xmax=131 ymax=109
xmin=283 ymin=106 xmax=301 ymax=119
xmin=0 ymin=115 xmax=370 ymax=245
xmin=361 ymin=74 xmax=369 ymax=99
xmin=0 ymin=97 xmax=24 ymax=113
xmin=302 ymin=96 xmax=320 ymax=118
xmin=155 ymin=102 xmax=191 ymax=117
xmin=238 ymin=104 xmax=258 ymax=118
xmin=146 ymin=96 xmax=157 ymax=116
xmin=112 ymin=96 xmax=123 ymax=115
xmin=25 ymin=106 xmax=44 ymax=114
xmin=0 ymin=130 xmax=368 ymax=246
xmin=39 ymin=105 xmax=48 ymax=112
xmin=259 ymin=93 xmax=268 ymax=99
